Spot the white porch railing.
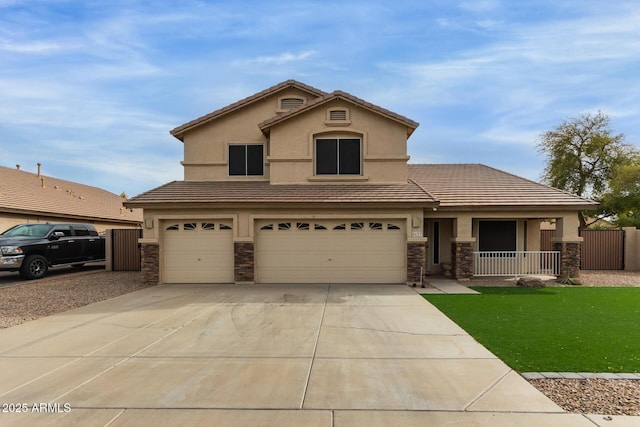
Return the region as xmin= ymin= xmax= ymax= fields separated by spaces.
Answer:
xmin=473 ymin=251 xmax=561 ymax=277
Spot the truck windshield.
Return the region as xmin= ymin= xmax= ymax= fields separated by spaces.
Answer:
xmin=2 ymin=224 xmax=53 ymax=238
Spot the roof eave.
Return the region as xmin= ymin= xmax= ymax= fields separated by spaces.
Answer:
xmin=433 ymin=203 xmax=600 ymax=212
xmin=258 ymin=93 xmax=419 ymax=135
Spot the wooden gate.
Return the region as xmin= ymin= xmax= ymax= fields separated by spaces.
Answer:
xmin=540 ymin=229 xmax=554 ymax=251
xmin=579 ymin=229 xmax=624 ymax=270
xmin=111 ymin=229 xmax=142 ymax=271
xmin=540 ymin=229 xmax=624 ymax=270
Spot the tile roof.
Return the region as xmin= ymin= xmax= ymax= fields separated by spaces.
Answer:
xmin=126 ymin=164 xmax=598 ymax=210
xmin=126 ymin=180 xmax=438 ymax=206
xmin=258 ymin=90 xmax=419 ymax=135
xmin=170 ymin=80 xmax=327 ymax=140
xmin=408 ymin=164 xmax=599 ymax=210
xmin=0 ymin=165 xmax=143 ymax=224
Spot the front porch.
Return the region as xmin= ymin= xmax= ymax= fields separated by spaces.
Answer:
xmin=423 ymin=214 xmax=582 ymax=280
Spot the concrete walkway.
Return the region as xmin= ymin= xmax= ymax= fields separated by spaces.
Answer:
xmin=417 ymin=276 xmax=480 ymax=294
xmin=0 ymin=283 xmax=622 ymax=426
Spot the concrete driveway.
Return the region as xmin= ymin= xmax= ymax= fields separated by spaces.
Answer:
xmin=0 ymin=283 xmax=597 ymax=426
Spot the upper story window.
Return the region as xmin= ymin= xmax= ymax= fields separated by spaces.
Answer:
xmin=229 ymin=144 xmax=264 ymax=176
xmin=315 ymin=138 xmax=361 ymax=175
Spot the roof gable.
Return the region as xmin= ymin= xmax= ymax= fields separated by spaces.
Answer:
xmin=170 ymin=80 xmax=327 ymax=140
xmin=258 ymin=90 xmax=419 ymax=137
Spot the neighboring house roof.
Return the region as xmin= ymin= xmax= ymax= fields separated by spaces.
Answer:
xmin=0 ymin=165 xmax=143 ymax=224
xmin=170 ymin=80 xmax=327 ymax=140
xmin=126 ymin=181 xmax=438 ymax=206
xmin=408 ymin=164 xmax=599 ymax=210
xmin=258 ymin=90 xmax=419 ymax=136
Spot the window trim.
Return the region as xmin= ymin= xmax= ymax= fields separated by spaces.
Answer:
xmin=314 ymin=137 xmax=362 ymax=176
xmin=228 ymin=143 xmax=264 ymax=177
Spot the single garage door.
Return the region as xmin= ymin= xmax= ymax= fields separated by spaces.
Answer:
xmin=162 ymin=221 xmax=234 ymax=283
xmin=256 ymin=219 xmax=405 ymax=283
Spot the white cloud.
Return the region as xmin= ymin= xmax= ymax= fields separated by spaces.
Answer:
xmin=0 ymin=38 xmax=63 ymax=53
xmin=234 ymin=51 xmax=316 ymax=67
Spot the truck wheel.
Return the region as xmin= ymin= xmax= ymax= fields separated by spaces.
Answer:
xmin=20 ymin=255 xmax=49 ymax=280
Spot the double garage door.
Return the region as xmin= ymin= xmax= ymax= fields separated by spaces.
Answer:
xmin=255 ymin=220 xmax=405 ymax=283
xmin=161 ymin=219 xmax=405 ymax=284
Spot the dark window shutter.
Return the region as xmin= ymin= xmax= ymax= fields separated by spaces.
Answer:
xmin=229 ymin=145 xmax=247 ymax=175
xmin=339 ymin=138 xmax=361 ymax=174
xmin=246 ymin=145 xmax=264 ymax=175
xmin=316 ymin=139 xmax=338 ymax=174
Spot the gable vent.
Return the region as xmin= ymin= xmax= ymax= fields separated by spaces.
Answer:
xmin=280 ymin=98 xmax=304 ymax=110
xmin=329 ymin=109 xmax=347 ymax=121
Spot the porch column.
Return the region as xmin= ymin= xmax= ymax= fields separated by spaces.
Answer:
xmin=234 ymin=240 xmax=255 ymax=284
xmin=407 ymin=241 xmax=427 ymax=284
xmin=140 ymin=240 xmax=159 ymax=286
xmin=552 ymin=215 xmax=582 ymax=278
xmin=451 ymin=215 xmax=475 ymax=279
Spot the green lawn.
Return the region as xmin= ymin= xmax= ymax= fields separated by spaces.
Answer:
xmin=424 ymin=287 xmax=640 ymax=372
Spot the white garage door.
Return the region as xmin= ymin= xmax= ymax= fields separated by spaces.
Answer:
xmin=256 ymin=220 xmax=405 ymax=284
xmin=162 ymin=221 xmax=234 ymax=283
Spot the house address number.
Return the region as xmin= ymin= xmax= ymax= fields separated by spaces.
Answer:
xmin=411 ymin=231 xmax=422 ymax=238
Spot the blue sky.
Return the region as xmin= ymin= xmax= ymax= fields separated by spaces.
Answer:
xmin=1 ymin=0 xmax=639 ymax=197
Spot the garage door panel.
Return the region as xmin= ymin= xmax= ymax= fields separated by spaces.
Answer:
xmin=256 ymin=220 xmax=405 ymax=284
xmin=162 ymin=222 xmax=233 ymax=284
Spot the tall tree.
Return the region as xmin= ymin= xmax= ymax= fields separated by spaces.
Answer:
xmin=537 ymin=111 xmax=636 ymax=228
xmin=599 ymin=154 xmax=640 ymax=228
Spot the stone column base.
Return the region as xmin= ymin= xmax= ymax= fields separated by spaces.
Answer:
xmin=407 ymin=242 xmax=426 ymax=284
xmin=234 ymin=242 xmax=255 ymax=283
xmin=140 ymin=242 xmax=159 ymax=286
xmin=451 ymin=241 xmax=474 ymax=279
xmin=554 ymin=241 xmax=581 ymax=278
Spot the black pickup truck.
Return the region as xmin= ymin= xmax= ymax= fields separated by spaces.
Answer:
xmin=0 ymin=223 xmax=106 ymax=280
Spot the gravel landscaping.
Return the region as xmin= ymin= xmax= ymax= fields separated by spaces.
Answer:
xmin=468 ymin=270 xmax=640 ymax=287
xmin=1 ymin=269 xmax=638 ymax=416
xmin=0 ymin=270 xmax=150 ymax=329
xmin=531 ymin=379 xmax=640 ymax=416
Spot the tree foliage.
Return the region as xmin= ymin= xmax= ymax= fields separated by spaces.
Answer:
xmin=538 ymin=111 xmax=640 ymax=228
xmin=599 ymin=154 xmax=640 ymax=227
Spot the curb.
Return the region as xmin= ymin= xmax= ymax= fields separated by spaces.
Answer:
xmin=522 ymin=372 xmax=640 ymax=380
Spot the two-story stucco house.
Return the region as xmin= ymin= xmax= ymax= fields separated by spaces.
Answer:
xmin=125 ymin=80 xmax=597 ymax=286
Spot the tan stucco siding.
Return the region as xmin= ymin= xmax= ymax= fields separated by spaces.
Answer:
xmin=142 ymin=207 xmax=424 ymax=241
xmin=265 ymin=100 xmax=410 ymax=184
xmin=181 ymin=88 xmax=313 ymax=181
